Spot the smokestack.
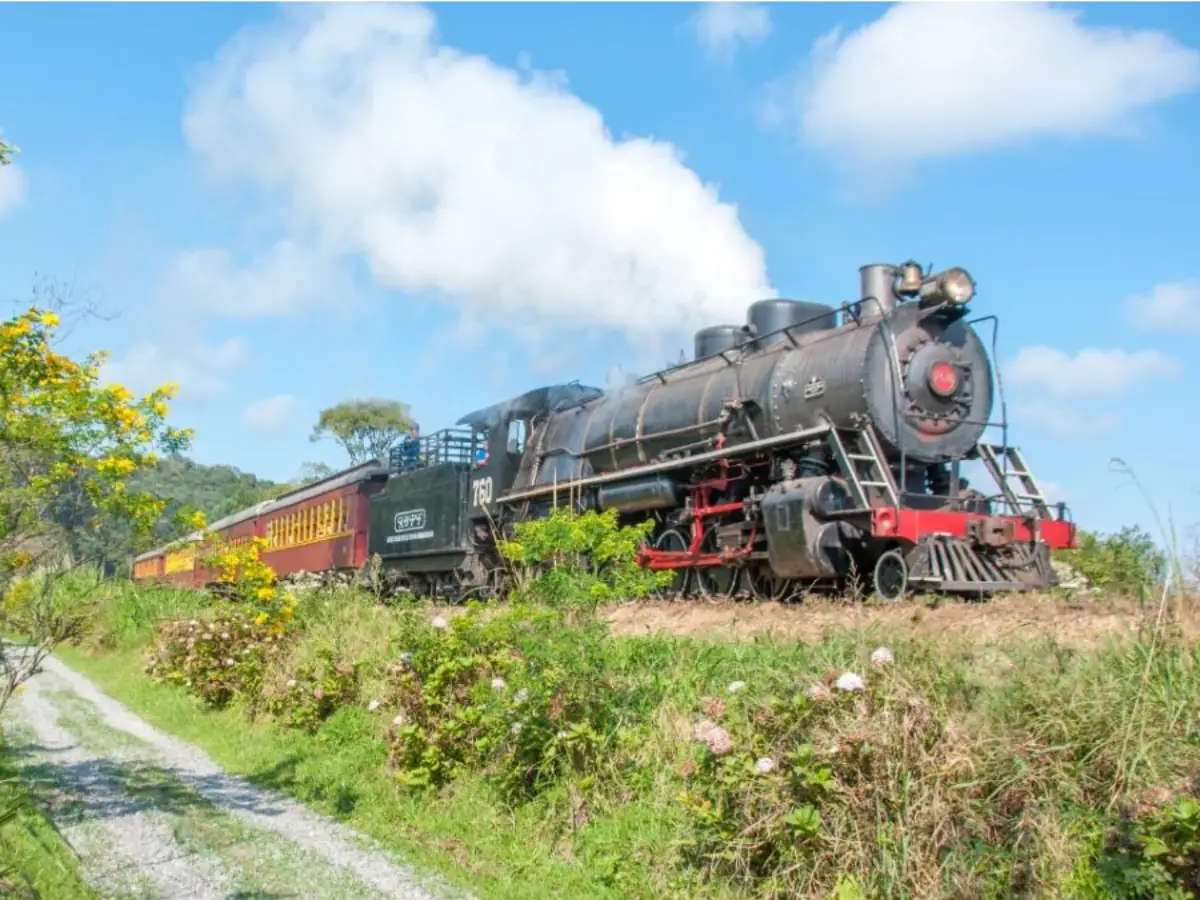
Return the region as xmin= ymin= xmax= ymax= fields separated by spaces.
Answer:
xmin=859 ymin=264 xmax=898 ymax=318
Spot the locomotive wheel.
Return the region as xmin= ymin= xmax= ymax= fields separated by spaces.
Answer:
xmin=744 ymin=564 xmax=795 ymax=603
xmin=694 ymin=526 xmax=737 ymax=599
xmin=654 ymin=528 xmax=692 ymax=597
xmin=873 ymin=550 xmax=909 ymax=604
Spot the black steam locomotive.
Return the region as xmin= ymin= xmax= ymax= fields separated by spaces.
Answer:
xmin=368 ymin=261 xmax=1076 ymax=602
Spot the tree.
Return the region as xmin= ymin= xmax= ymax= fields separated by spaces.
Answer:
xmin=0 ymin=303 xmax=198 ymax=717
xmin=309 ymin=399 xmax=416 ymax=465
xmin=296 ymin=460 xmax=335 ymax=484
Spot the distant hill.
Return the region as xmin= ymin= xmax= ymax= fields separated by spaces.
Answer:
xmin=56 ymin=455 xmax=289 ymax=570
xmin=131 ymin=456 xmax=286 ymax=537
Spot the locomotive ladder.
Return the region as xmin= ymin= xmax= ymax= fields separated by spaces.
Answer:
xmin=977 ymin=443 xmax=1052 ymax=518
xmin=827 ymin=425 xmax=900 ymax=509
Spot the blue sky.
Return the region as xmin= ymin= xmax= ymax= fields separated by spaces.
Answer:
xmin=1 ymin=1 xmax=1198 ymax=544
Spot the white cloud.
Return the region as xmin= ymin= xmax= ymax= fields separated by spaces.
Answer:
xmin=102 ymin=335 xmax=251 ymax=403
xmin=160 ymin=240 xmax=353 ymax=319
xmin=243 ymin=393 xmax=298 ymax=435
xmin=1011 ymin=400 xmax=1119 ymax=440
xmin=1005 ymin=345 xmax=1181 ymax=399
xmin=0 ymin=164 xmax=26 ymax=217
xmin=691 ymin=3 xmax=772 ymax=59
xmin=788 ymin=3 xmax=1200 ymax=174
xmin=1125 ymin=280 xmax=1200 ymax=333
xmin=181 ymin=3 xmax=773 ymax=346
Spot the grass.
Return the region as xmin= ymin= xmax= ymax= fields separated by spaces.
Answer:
xmin=10 ymin=540 xmax=1200 ymax=899
xmin=57 ymin=643 xmax=672 ymax=900
xmin=0 ymin=739 xmax=97 ymax=900
xmin=54 ymin=579 xmax=1200 ymax=900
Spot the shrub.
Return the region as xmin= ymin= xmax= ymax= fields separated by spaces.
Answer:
xmin=144 ymin=608 xmax=288 ymax=708
xmin=264 ymin=647 xmax=361 ymax=732
xmin=497 ymin=507 xmax=672 ymax=612
xmin=1096 ymin=795 xmax=1200 ymax=898
xmin=380 ymin=603 xmax=621 ymax=800
xmin=1057 ymin=526 xmax=1167 ymax=597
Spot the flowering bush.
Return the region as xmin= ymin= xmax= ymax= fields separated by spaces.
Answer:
xmin=264 ymin=648 xmax=361 ymax=732
xmin=144 ymin=610 xmax=287 ymax=708
xmin=378 ymin=603 xmax=618 ymax=799
xmin=677 ymin=651 xmax=903 ymax=880
xmin=202 ymin=537 xmax=295 ymax=633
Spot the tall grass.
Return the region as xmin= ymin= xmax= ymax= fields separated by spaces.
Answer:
xmin=63 ymin=576 xmax=1200 ymax=899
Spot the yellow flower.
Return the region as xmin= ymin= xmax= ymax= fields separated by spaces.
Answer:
xmin=254 ymin=613 xmax=269 ymax=625
xmin=39 ymin=311 xmax=60 ymax=327
xmin=256 ymin=586 xmax=276 ymax=601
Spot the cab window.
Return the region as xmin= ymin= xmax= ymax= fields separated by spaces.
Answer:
xmin=507 ymin=419 xmax=526 ymax=455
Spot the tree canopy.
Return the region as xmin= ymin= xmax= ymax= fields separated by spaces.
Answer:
xmin=0 ymin=301 xmax=200 ymax=714
xmin=309 ymin=399 xmax=416 ymax=465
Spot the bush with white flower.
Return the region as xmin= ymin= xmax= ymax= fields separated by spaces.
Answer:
xmin=376 ymin=602 xmax=621 ymax=799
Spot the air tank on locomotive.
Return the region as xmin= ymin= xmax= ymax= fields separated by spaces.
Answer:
xmin=530 ymin=261 xmax=993 ymax=485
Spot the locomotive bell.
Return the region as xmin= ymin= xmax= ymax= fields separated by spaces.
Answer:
xmin=896 ymin=261 xmax=924 ymax=296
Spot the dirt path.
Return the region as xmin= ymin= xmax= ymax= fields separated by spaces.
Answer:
xmin=3 ymin=654 xmax=457 ymax=900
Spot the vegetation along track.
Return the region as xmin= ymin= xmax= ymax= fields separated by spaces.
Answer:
xmin=2 ymin=652 xmax=456 ymax=900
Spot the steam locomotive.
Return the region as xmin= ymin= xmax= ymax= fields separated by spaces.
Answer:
xmin=133 ymin=260 xmax=1076 ymax=602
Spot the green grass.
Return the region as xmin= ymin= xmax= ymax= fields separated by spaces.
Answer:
xmin=0 ymin=740 xmax=97 ymax=900
xmin=57 ymin=644 xmax=681 ymax=900
xmin=34 ymin=560 xmax=1200 ymax=900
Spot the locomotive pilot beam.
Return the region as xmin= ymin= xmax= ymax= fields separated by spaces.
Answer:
xmin=132 ymin=259 xmax=1076 ymax=603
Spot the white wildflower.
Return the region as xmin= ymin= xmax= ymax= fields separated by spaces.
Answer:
xmin=392 ymin=714 xmax=407 ymax=727
xmin=367 ymin=699 xmax=381 ymax=712
xmin=491 ymin=677 xmax=507 ymax=692
xmin=431 ymin=616 xmax=448 ymax=630
xmin=513 ymin=688 xmax=529 ymax=706
xmin=556 ymin=730 xmax=567 ymax=740
xmin=511 ymin=722 xmax=523 ymax=736
xmin=221 ymin=632 xmax=230 ymax=640
xmin=835 ymin=672 xmax=866 ymax=692
xmin=754 ymin=757 xmax=776 ymax=775
xmin=224 ymin=658 xmax=234 ymax=666
xmin=286 ymin=678 xmax=297 ymax=688
xmin=804 ymin=683 xmax=831 ymax=702
xmin=870 ymin=646 xmax=894 ymax=669
xmin=727 ymin=680 xmax=746 ymax=695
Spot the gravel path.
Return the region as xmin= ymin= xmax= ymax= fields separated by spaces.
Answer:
xmin=3 ymin=653 xmax=456 ymax=900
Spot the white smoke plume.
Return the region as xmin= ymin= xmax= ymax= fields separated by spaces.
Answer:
xmin=182 ymin=3 xmax=775 ymax=345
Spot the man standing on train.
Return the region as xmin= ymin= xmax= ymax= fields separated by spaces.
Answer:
xmin=399 ymin=424 xmax=422 ymax=471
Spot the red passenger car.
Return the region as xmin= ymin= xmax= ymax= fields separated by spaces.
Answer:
xmin=130 ymin=460 xmax=388 ymax=589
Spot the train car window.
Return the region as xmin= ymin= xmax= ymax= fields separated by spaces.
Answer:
xmin=507 ymin=419 xmax=526 ymax=455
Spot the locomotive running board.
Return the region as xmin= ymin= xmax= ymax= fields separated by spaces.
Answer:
xmin=499 ymin=423 xmax=833 ymax=505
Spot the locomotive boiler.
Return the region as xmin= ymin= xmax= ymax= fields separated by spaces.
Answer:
xmin=526 ymin=263 xmax=991 ymax=487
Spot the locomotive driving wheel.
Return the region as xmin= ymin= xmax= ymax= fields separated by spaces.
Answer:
xmin=694 ymin=525 xmax=738 ymax=600
xmin=653 ymin=528 xmax=692 ymax=598
xmin=744 ymin=563 xmax=796 ymax=603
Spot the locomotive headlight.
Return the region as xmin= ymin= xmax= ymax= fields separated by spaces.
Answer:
xmin=919 ymin=267 xmax=976 ymax=307
xmin=941 ymin=267 xmax=975 ymax=304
